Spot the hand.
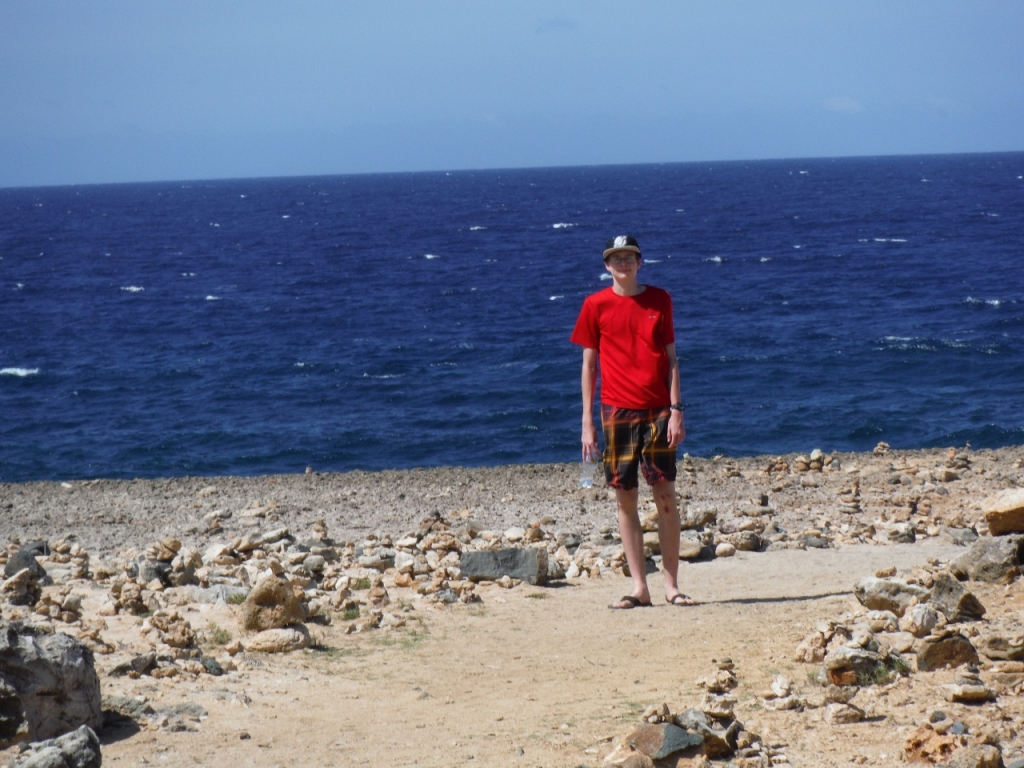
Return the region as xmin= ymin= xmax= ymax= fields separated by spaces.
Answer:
xmin=581 ymin=421 xmax=600 ymax=462
xmin=667 ymin=411 xmax=685 ymax=447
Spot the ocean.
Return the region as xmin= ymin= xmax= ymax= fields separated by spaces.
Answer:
xmin=1 ymin=153 xmax=1022 ymax=482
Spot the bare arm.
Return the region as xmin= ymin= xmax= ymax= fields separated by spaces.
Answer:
xmin=581 ymin=347 xmax=599 ymax=462
xmin=666 ymin=343 xmax=686 ymax=446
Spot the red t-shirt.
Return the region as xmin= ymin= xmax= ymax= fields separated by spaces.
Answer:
xmin=570 ymin=285 xmax=676 ymax=409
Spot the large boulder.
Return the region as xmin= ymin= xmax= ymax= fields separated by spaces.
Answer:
xmin=460 ymin=548 xmax=548 ymax=585
xmin=983 ymin=488 xmax=1024 ymax=536
xmin=853 ymin=577 xmax=928 ymax=616
xmin=950 ymin=536 xmax=1024 ymax=583
xmin=7 ymin=724 xmax=101 ymax=768
xmin=619 ymin=723 xmax=703 ymax=760
xmin=0 ymin=623 xmax=102 ymax=748
xmin=927 ymin=573 xmax=986 ymax=622
xmin=239 ymin=577 xmax=305 ymax=632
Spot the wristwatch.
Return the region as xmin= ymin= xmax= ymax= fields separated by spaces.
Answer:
xmin=670 ymin=403 xmax=685 ymax=412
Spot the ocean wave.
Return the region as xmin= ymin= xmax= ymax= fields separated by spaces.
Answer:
xmin=872 ymin=238 xmax=908 ymax=243
xmin=599 ymin=274 xmax=612 ymax=280
xmin=362 ymin=373 xmax=403 ymax=379
xmin=551 ymin=223 xmax=576 ymax=229
xmin=704 ymin=256 xmax=723 ymax=264
xmin=760 ymin=257 xmax=772 ymax=262
xmin=205 ymin=295 xmax=220 ymax=301
xmin=120 ymin=286 xmax=144 ymax=293
xmin=0 ymin=367 xmax=40 ymax=377
xmin=181 ymin=272 xmax=196 ymax=277
xmin=549 ymin=295 xmax=564 ymax=300
xmin=644 ymin=259 xmax=661 ymax=264
xmin=469 ymin=226 xmax=486 ymax=231
xmin=424 ymin=254 xmax=439 ymax=260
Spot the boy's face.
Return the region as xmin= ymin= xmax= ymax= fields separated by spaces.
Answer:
xmin=604 ymin=251 xmax=641 ymax=280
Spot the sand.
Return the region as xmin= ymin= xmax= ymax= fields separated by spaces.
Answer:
xmin=2 ymin=445 xmax=1024 ymax=767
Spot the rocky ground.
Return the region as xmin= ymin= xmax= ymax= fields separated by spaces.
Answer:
xmin=2 ymin=443 xmax=1024 ymax=767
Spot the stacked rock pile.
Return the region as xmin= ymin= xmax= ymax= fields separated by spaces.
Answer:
xmin=603 ymin=658 xmax=787 ymax=767
xmin=838 ymin=478 xmax=862 ymax=515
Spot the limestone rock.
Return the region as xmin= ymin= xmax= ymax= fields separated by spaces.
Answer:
xmin=950 ymin=536 xmax=1024 ymax=583
xmin=460 ymin=548 xmax=548 ymax=585
xmin=899 ymin=603 xmax=940 ymax=638
xmin=945 ymin=745 xmax=1005 ymax=768
xmin=975 ymin=633 xmax=1024 ymax=661
xmin=0 ymin=623 xmax=102 ymax=748
xmin=601 ymin=743 xmax=654 ymax=768
xmin=853 ymin=577 xmax=928 ymax=616
xmin=903 ymin=724 xmax=962 ymax=764
xmin=916 ymin=632 xmax=980 ymax=672
xmin=239 ymin=577 xmax=305 ymax=631
xmin=794 ymin=631 xmax=826 ymax=663
xmin=715 ymin=543 xmax=736 ymax=558
xmin=7 ymin=724 xmax=101 ymax=768
xmin=682 ymin=506 xmax=717 ymax=530
xmin=982 ymin=488 xmax=1024 ymax=535
xmin=243 ymin=624 xmax=311 ymax=653
xmin=823 ymin=645 xmax=897 ymax=686
xmin=1 ymin=569 xmax=42 ymax=607
xmin=698 ymin=692 xmax=736 ymax=719
xmin=678 ymin=535 xmax=704 ymax=560
xmin=824 ymin=703 xmax=864 ymax=724
xmin=944 ymin=683 xmax=995 ymax=703
xmin=928 ymin=572 xmax=986 ymax=622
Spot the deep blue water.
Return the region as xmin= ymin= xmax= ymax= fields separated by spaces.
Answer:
xmin=1 ymin=153 xmax=1023 ymax=482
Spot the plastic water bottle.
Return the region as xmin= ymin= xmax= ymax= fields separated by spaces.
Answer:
xmin=579 ymin=458 xmax=598 ymax=488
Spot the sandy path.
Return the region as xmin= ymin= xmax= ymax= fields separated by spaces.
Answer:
xmin=62 ymin=541 xmax=961 ymax=768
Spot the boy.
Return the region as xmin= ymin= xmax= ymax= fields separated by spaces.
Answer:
xmin=570 ymin=235 xmax=693 ymax=609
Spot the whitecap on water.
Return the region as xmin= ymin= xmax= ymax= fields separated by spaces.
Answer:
xmin=469 ymin=226 xmax=486 ymax=231
xmin=704 ymin=256 xmax=723 ymax=263
xmin=963 ymin=297 xmax=1003 ymax=307
xmin=551 ymin=223 xmax=576 ymax=229
xmin=281 ymin=215 xmax=290 ymax=219
xmin=549 ymin=295 xmax=564 ymax=301
xmin=205 ymin=295 xmax=220 ymax=301
xmin=120 ymin=286 xmax=144 ymax=293
xmin=0 ymin=367 xmax=39 ymax=377
xmin=600 ymin=274 xmax=612 ymax=280
xmin=760 ymin=257 xmax=772 ymax=262
xmin=424 ymin=254 xmax=439 ymax=260
xmin=362 ymin=373 xmax=403 ymax=379
xmin=644 ymin=259 xmax=660 ymax=263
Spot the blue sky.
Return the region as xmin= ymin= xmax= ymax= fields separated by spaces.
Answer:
xmin=2 ymin=1 xmax=1022 ymax=187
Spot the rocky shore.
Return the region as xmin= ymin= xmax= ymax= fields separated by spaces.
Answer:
xmin=2 ymin=443 xmax=1024 ymax=767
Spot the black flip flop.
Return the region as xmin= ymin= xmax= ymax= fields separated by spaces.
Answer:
xmin=666 ymin=593 xmax=698 ymax=607
xmin=609 ymin=595 xmax=652 ymax=610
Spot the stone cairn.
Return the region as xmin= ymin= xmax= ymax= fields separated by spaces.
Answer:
xmin=838 ymin=477 xmax=862 ymax=515
xmin=602 ymin=658 xmax=788 ymax=767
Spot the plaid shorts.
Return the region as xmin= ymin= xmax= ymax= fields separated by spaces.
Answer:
xmin=600 ymin=405 xmax=677 ymax=490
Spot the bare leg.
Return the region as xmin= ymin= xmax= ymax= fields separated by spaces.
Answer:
xmin=611 ymin=486 xmax=651 ymax=607
xmin=653 ymin=480 xmax=695 ymax=605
